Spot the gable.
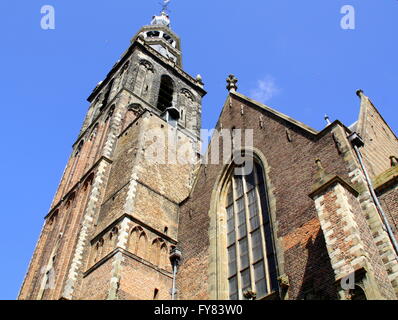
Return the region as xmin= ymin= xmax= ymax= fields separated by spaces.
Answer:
xmin=356 ymin=91 xmax=398 ymax=177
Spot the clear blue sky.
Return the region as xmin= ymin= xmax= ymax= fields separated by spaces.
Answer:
xmin=0 ymin=0 xmax=397 ymax=300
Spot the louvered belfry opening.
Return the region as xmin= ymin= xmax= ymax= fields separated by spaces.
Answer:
xmin=157 ymin=75 xmax=174 ymax=111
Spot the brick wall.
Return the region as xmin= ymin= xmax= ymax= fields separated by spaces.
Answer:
xmin=379 ymin=184 xmax=398 ymax=241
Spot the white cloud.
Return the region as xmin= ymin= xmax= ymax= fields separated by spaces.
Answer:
xmin=250 ymin=76 xmax=281 ymax=103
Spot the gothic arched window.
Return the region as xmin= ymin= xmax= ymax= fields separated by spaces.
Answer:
xmin=224 ymin=161 xmax=278 ymax=300
xmin=160 ymin=244 xmax=169 ymax=271
xmin=48 ymin=210 xmax=59 ymax=227
xmin=137 ymin=232 xmax=148 ymax=259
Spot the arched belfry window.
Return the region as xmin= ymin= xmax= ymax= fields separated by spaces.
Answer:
xmin=157 ymin=75 xmax=174 ymax=111
xmin=224 ymin=161 xmax=278 ymax=300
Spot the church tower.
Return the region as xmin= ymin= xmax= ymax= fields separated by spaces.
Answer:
xmin=18 ymin=6 xmax=206 ymax=300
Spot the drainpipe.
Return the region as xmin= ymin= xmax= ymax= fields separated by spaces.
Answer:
xmin=169 ymin=247 xmax=182 ymax=300
xmin=348 ymin=132 xmax=398 ymax=258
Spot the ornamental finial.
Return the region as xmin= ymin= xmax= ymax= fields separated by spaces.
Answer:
xmin=161 ymin=0 xmax=171 ymax=13
xmin=226 ymin=74 xmax=238 ymax=93
xmin=324 ymin=114 xmax=331 ymax=126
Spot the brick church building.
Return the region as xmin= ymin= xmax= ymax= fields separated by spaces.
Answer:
xmin=18 ymin=9 xmax=398 ymax=300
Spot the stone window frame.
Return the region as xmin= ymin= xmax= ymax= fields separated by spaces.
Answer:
xmin=208 ymin=148 xmax=285 ymax=300
xmin=224 ymin=160 xmax=278 ymax=300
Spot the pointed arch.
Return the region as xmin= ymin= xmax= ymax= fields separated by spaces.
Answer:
xmin=75 ymin=140 xmax=84 ymax=157
xmin=178 ymin=88 xmax=196 ymax=128
xmin=83 ymin=172 xmax=95 ymax=192
xmin=105 ymin=105 xmax=115 ymax=123
xmin=89 ymin=124 xmax=99 ymax=141
xmin=128 ymin=226 xmax=148 ymax=260
xmin=134 ymin=59 xmax=154 ymax=97
xmin=180 ymin=88 xmax=195 ymax=102
xmin=160 ymin=243 xmax=169 ymax=271
xmin=114 ymin=61 xmax=131 ymax=93
xmin=65 ymin=192 xmax=76 ymax=210
xmin=108 ymin=226 xmax=119 ymax=251
xmin=209 ymin=149 xmax=282 ymax=300
xmin=94 ymin=242 xmax=100 ymax=263
xmin=93 ymin=238 xmax=104 ymax=264
xmin=136 ymin=232 xmax=148 ymax=260
xmin=150 ymin=238 xmax=162 ymax=266
xmin=91 ymin=96 xmax=103 ymax=120
xmin=139 ymin=59 xmax=154 ymax=71
xmin=48 ymin=209 xmax=59 ymax=228
xmin=128 ymin=226 xmax=141 ymax=254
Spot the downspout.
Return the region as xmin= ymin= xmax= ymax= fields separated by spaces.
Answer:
xmin=169 ymin=247 xmax=182 ymax=300
xmin=348 ymin=132 xmax=398 ymax=258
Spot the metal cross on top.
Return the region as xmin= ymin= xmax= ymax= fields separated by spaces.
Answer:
xmin=226 ymin=74 xmax=238 ymax=92
xmin=161 ymin=0 xmax=171 ymax=13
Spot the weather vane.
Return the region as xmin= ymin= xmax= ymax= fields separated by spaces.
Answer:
xmin=160 ymin=0 xmax=171 ymax=13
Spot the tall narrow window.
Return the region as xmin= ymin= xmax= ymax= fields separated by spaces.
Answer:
xmin=225 ymin=162 xmax=278 ymax=300
xmin=157 ymin=75 xmax=174 ymax=111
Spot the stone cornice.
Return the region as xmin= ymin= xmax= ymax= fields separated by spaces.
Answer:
xmin=83 ymin=247 xmax=173 ymax=279
xmin=91 ymin=213 xmax=178 ymax=245
xmin=309 ymin=175 xmax=360 ymax=199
